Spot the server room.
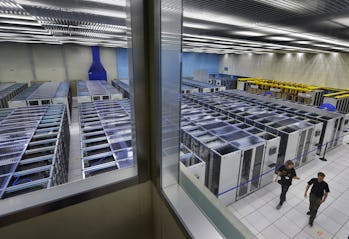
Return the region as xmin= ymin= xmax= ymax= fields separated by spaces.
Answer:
xmin=0 ymin=1 xmax=349 ymax=239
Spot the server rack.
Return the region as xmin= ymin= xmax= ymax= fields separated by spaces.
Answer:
xmin=0 ymin=104 xmax=69 ymax=199
xmin=323 ymin=96 xmax=349 ymax=114
xmin=180 ymin=145 xmax=206 ymax=184
xmin=182 ymin=85 xmax=199 ymax=94
xmin=184 ymin=93 xmax=322 ymax=169
xmin=208 ymin=77 xmax=238 ymax=90
xmin=181 ymin=100 xmax=280 ymax=205
xmin=77 ymin=80 xmax=123 ymax=103
xmin=223 ymin=90 xmax=348 ymax=155
xmin=112 ymin=79 xmax=130 ymax=98
xmin=182 ymin=79 xmax=226 ymax=93
xmin=8 ymin=81 xmax=72 ymax=123
xmin=297 ymin=90 xmax=324 ymax=106
xmin=0 ymin=83 xmax=28 ymax=108
xmin=79 ymin=100 xmax=133 ymax=178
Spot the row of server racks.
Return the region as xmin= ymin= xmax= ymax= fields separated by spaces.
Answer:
xmin=182 ymin=79 xmax=226 ymax=93
xmin=0 ymin=83 xmax=28 ymax=108
xmin=112 ymin=79 xmax=204 ymax=95
xmin=112 ymin=79 xmax=130 ymax=98
xmin=208 ymin=74 xmax=244 ymax=90
xmin=0 ymin=104 xmax=70 ymax=199
xmin=181 ymin=98 xmax=281 ymax=205
xmin=184 ymin=93 xmax=323 ymax=169
xmin=8 ymin=81 xmax=72 ymax=123
xmin=79 ymin=100 xmax=133 ymax=178
xmin=77 ymin=80 xmax=123 ymax=103
xmin=226 ymin=90 xmax=349 ymax=155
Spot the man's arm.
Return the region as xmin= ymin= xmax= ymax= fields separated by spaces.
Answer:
xmin=293 ymin=176 xmax=300 ymax=180
xmin=274 ymin=171 xmax=281 ymax=182
xmin=320 ymin=192 xmax=328 ymax=204
xmin=304 ymin=184 xmax=311 ymax=198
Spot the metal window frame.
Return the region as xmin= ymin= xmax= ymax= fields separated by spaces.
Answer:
xmin=0 ymin=1 xmax=229 ymax=238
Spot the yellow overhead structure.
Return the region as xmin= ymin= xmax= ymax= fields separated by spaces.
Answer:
xmin=323 ymin=91 xmax=349 ymax=97
xmin=237 ymin=77 xmax=349 ymax=111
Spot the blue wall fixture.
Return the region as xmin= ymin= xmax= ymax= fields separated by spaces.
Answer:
xmin=116 ymin=48 xmax=129 ymax=79
xmin=182 ymin=53 xmax=220 ymax=77
xmin=88 ymin=46 xmax=107 ymax=81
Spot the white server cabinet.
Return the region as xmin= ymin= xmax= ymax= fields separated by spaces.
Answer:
xmin=180 ymin=152 xmax=206 ymax=185
xmin=210 ymin=144 xmax=242 ymax=205
xmin=257 ymin=132 xmax=280 ymax=187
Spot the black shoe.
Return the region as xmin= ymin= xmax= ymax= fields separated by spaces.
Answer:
xmin=309 ymin=222 xmax=313 ymax=227
xmin=307 ymin=211 xmax=310 ymax=215
xmin=276 ymin=203 xmax=282 ymax=209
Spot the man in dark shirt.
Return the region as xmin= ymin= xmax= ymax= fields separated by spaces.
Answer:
xmin=275 ymin=160 xmax=300 ymax=209
xmin=304 ymin=172 xmax=330 ymax=227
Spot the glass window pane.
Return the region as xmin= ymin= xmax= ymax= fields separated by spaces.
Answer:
xmin=0 ymin=0 xmax=137 ymax=208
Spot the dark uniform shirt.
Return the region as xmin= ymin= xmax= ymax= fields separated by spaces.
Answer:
xmin=277 ymin=165 xmax=296 ymax=186
xmin=308 ymin=178 xmax=330 ymax=198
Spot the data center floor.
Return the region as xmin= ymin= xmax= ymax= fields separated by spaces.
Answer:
xmin=227 ymin=136 xmax=349 ymax=239
xmin=68 ymin=97 xmax=83 ymax=182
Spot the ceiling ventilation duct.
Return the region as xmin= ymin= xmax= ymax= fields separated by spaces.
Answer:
xmin=88 ymin=46 xmax=107 ymax=81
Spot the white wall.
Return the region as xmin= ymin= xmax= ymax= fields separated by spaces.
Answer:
xmin=219 ymin=53 xmax=349 ymax=89
xmin=0 ymin=42 xmax=117 ymax=84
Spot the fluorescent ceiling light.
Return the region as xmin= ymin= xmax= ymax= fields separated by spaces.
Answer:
xmin=294 ymin=40 xmax=313 ymax=45
xmin=0 ymin=25 xmax=48 ymax=32
xmin=183 ymin=22 xmax=211 ymax=30
xmin=184 ymin=10 xmax=253 ymax=28
xmin=332 ymin=17 xmax=349 ymax=27
xmin=233 ymin=31 xmax=265 ymax=37
xmin=82 ymin=0 xmax=126 ymax=6
xmin=254 ymin=0 xmax=310 ymax=13
xmin=313 ymin=44 xmax=332 ymax=48
xmin=182 ymin=33 xmax=331 ymax=54
xmin=0 ymin=13 xmax=35 ymax=20
xmin=253 ymin=25 xmax=293 ymax=35
xmin=266 ymin=36 xmax=295 ymax=41
xmin=0 ymin=19 xmax=41 ymax=26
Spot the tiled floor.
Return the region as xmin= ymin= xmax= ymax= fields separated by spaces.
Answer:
xmin=227 ymin=136 xmax=349 ymax=239
xmin=68 ymin=97 xmax=83 ymax=182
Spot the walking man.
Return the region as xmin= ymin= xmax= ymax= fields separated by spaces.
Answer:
xmin=275 ymin=160 xmax=300 ymax=209
xmin=304 ymin=172 xmax=330 ymax=227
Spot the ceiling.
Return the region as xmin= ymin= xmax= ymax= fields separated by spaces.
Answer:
xmin=183 ymin=0 xmax=349 ymax=54
xmin=1 ymin=0 xmax=349 ymax=54
xmin=0 ymin=0 xmax=128 ymax=47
